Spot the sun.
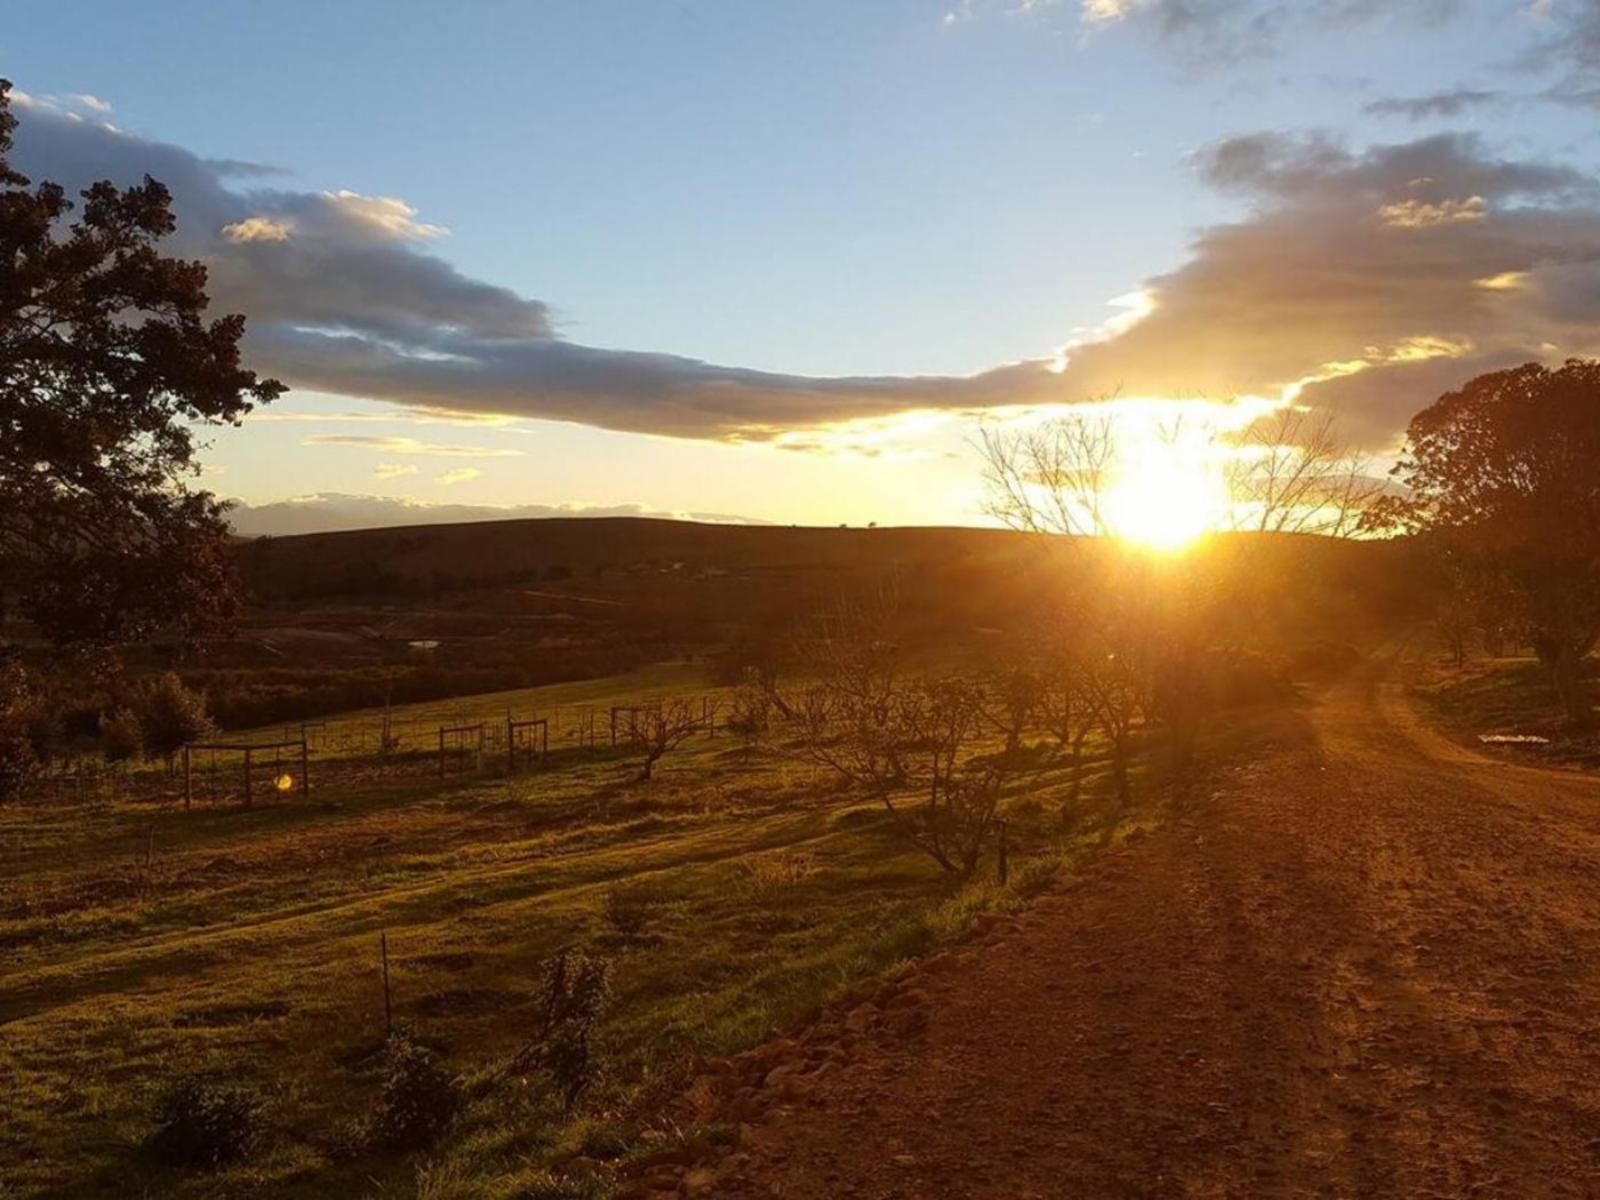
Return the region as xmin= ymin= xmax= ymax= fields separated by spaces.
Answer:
xmin=1101 ymin=419 xmax=1228 ymax=552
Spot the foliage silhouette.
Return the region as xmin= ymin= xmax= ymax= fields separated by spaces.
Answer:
xmin=0 ymin=80 xmax=282 ymax=647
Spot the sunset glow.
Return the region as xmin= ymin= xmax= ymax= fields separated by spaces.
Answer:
xmin=1101 ymin=416 xmax=1229 ymax=551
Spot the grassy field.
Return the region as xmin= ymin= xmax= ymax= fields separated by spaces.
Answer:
xmin=1408 ymin=652 xmax=1600 ymax=769
xmin=0 ymin=662 xmax=1143 ymax=1199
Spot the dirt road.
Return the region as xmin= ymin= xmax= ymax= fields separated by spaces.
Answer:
xmin=718 ymin=660 xmax=1600 ymax=1198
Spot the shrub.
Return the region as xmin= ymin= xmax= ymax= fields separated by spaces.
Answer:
xmin=505 ymin=949 xmax=612 ymax=1111
xmin=601 ymin=883 xmax=670 ymax=940
xmin=0 ymin=664 xmax=40 ymax=803
xmin=367 ymin=1036 xmax=461 ymax=1151
xmin=739 ymin=850 xmax=818 ymax=895
xmin=137 ymin=673 xmax=214 ymax=767
xmin=147 ymin=1074 xmax=263 ymax=1168
xmin=100 ymin=707 xmax=143 ymax=765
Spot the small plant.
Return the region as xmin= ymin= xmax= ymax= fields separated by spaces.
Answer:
xmin=739 ymin=850 xmax=818 ymax=895
xmin=504 ymin=948 xmax=612 ymax=1110
xmin=147 ymin=1074 xmax=263 ymax=1168
xmin=367 ymin=1035 xmax=461 ymax=1150
xmin=100 ymin=707 xmax=143 ymax=765
xmin=602 ymin=883 xmax=663 ymax=940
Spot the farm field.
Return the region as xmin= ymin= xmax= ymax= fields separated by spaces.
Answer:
xmin=0 ymin=661 xmax=1138 ymax=1199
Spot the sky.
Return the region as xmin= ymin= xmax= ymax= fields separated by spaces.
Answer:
xmin=6 ymin=1 xmax=1600 ymax=532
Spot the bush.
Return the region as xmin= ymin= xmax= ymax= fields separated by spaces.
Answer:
xmin=137 ymin=673 xmax=214 ymax=766
xmin=100 ymin=707 xmax=143 ymax=765
xmin=367 ymin=1036 xmax=461 ymax=1150
xmin=147 ymin=1075 xmax=263 ymax=1168
xmin=505 ymin=949 xmax=612 ymax=1111
xmin=601 ymin=884 xmax=664 ymax=940
xmin=739 ymin=850 xmax=818 ymax=895
xmin=0 ymin=664 xmax=40 ymax=803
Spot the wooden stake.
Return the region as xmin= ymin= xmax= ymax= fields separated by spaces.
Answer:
xmin=381 ymin=931 xmax=393 ymax=1039
xmin=182 ymin=745 xmax=192 ymax=811
xmin=997 ymin=819 xmax=1009 ymax=886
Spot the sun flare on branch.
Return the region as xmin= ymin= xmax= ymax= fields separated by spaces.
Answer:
xmin=1099 ymin=413 xmax=1230 ymax=551
xmin=978 ymin=399 xmax=1380 ymax=550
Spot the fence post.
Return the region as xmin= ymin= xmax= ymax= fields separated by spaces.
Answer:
xmin=507 ymin=715 xmax=515 ymax=775
xmin=182 ymin=745 xmax=192 ymax=811
xmin=300 ymin=739 xmax=310 ymax=796
xmin=244 ymin=748 xmax=253 ymax=809
xmin=996 ymin=819 xmax=1009 ymax=886
xmin=380 ymin=931 xmax=393 ymax=1039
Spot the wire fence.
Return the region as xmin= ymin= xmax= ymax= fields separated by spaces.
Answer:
xmin=24 ymin=694 xmax=727 ymax=809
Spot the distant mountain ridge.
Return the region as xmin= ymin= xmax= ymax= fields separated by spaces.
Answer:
xmin=225 ymin=492 xmax=770 ymax=537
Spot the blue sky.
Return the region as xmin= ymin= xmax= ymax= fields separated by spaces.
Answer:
xmin=6 ymin=2 xmax=1598 ymax=530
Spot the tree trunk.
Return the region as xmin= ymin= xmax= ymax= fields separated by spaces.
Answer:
xmin=1547 ymin=646 xmax=1595 ymax=729
xmin=1110 ymin=733 xmax=1130 ymax=805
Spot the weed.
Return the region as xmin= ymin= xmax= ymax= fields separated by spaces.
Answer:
xmin=146 ymin=1074 xmax=264 ymax=1168
xmin=739 ymin=849 xmax=819 ymax=895
xmin=367 ymin=1035 xmax=461 ymax=1150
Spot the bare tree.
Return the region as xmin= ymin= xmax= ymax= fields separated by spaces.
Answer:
xmin=979 ymin=411 xmax=1117 ymax=536
xmin=798 ymin=671 xmax=1006 ymax=875
xmin=791 ymin=594 xmax=1008 ymax=874
xmin=985 ymin=665 xmax=1045 ymax=758
xmin=1036 ymin=646 xmax=1098 ymax=804
xmin=622 ymin=699 xmax=702 ymax=781
xmin=1227 ymin=408 xmax=1384 ymax=537
xmin=724 ymin=671 xmax=773 ymax=762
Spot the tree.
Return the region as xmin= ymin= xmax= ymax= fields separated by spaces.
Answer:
xmin=100 ymin=707 xmax=143 ymax=766
xmin=1226 ymin=408 xmax=1384 ymax=537
xmin=622 ymin=698 xmax=703 ymax=781
xmin=136 ymin=672 xmax=214 ymax=769
xmin=979 ymin=410 xmax=1116 ymax=536
xmin=1372 ymin=360 xmax=1600 ymax=726
xmin=0 ymin=661 xmax=39 ymax=801
xmin=0 ymin=80 xmax=283 ymax=647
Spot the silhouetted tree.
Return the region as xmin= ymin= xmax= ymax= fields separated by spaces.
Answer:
xmin=1373 ymin=360 xmax=1600 ymax=726
xmin=1226 ymin=408 xmax=1383 ymax=536
xmin=623 ymin=698 xmax=702 ymax=781
xmin=0 ymin=661 xmax=38 ymax=801
xmin=136 ymin=672 xmax=213 ymax=770
xmin=0 ymin=81 xmax=282 ymax=646
xmin=979 ymin=410 xmax=1116 ymax=536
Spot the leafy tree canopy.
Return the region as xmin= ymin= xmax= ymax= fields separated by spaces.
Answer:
xmin=0 ymin=80 xmax=283 ymax=646
xmin=1380 ymin=359 xmax=1600 ymax=724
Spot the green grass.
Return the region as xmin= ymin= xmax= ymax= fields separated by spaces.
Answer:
xmin=0 ymin=662 xmax=1141 ymax=1199
xmin=1409 ymin=652 xmax=1600 ymax=767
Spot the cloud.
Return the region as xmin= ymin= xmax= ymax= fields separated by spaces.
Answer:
xmin=1522 ymin=0 xmax=1600 ymax=85
xmin=301 ymin=434 xmax=524 ymax=457
xmin=10 ymin=100 xmax=1069 ymax=441
xmin=11 ymin=85 xmax=1600 ymax=458
xmin=433 ymin=467 xmax=481 ymax=486
xmin=246 ymin=405 xmax=519 ymax=427
xmin=1364 ymin=89 xmax=1503 ymax=120
xmin=322 ymin=189 xmax=447 ymax=239
xmin=1377 ymin=195 xmax=1486 ymax=228
xmin=374 ymin=463 xmax=419 ymax=479
xmin=225 ymin=493 xmax=769 ymax=537
xmin=1068 ymin=0 xmax=1467 ymax=62
xmin=1042 ymin=130 xmax=1600 ymax=447
xmin=222 ymin=215 xmax=292 ymax=243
